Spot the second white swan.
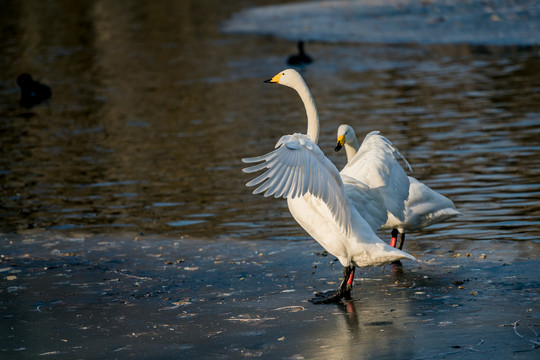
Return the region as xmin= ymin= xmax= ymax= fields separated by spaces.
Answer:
xmin=335 ymin=124 xmax=461 ymax=250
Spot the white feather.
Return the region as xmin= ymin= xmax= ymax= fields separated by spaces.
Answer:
xmin=382 ymin=177 xmax=461 ymax=232
xmin=341 ymin=130 xmax=411 ymax=223
xmin=243 ymin=133 xmax=351 ymax=232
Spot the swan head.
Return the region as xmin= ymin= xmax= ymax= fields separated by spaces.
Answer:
xmin=335 ymin=124 xmax=356 ymax=152
xmin=264 ymin=69 xmax=304 ymax=89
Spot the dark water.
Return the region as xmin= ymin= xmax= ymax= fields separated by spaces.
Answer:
xmin=1 ymin=3 xmax=539 ymax=238
xmin=1 ymin=0 xmax=539 ymax=249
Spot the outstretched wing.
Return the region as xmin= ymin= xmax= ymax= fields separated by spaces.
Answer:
xmin=341 ymin=131 xmax=411 ymax=222
xmin=242 ymin=133 xmax=351 ymax=231
xmin=341 ymin=174 xmax=388 ymax=231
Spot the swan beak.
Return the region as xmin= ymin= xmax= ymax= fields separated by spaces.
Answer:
xmin=264 ymin=73 xmax=282 ymax=84
xmin=335 ymin=135 xmax=345 ymax=152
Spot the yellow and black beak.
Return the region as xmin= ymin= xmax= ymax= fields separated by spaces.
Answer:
xmin=335 ymin=135 xmax=345 ymax=152
xmin=263 ymin=72 xmax=282 ymax=84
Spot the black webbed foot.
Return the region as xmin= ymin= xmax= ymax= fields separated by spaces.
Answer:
xmin=309 ymin=289 xmax=351 ymax=304
xmin=309 ymin=265 xmax=355 ymax=305
xmin=311 ymin=289 xmax=336 ymax=297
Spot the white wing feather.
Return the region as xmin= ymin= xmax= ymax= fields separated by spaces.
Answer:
xmin=341 ymin=131 xmax=411 ymax=222
xmin=243 ymin=133 xmax=351 ymax=232
xmin=383 ymin=177 xmax=461 ymax=231
xmin=341 ymin=174 xmax=388 ymax=231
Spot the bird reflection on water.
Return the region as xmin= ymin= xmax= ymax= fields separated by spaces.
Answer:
xmin=301 ymin=268 xmax=417 ymax=360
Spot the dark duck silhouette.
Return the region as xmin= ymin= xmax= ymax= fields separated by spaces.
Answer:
xmin=287 ymin=41 xmax=312 ymax=66
xmin=17 ymin=73 xmax=52 ymax=108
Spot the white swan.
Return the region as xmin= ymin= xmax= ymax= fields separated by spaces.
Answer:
xmin=339 ymin=130 xmax=413 ymax=233
xmin=242 ymin=69 xmax=416 ymax=304
xmin=335 ymin=124 xmax=461 ymax=249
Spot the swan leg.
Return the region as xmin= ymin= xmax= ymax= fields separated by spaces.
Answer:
xmin=390 ymin=230 xmax=405 ymax=265
xmin=390 ymin=229 xmax=405 ymax=250
xmin=397 ymin=232 xmax=405 ymax=250
xmin=390 ymin=228 xmax=399 ymax=247
xmin=310 ymin=265 xmax=355 ymax=304
xmin=390 ymin=229 xmax=405 ymax=266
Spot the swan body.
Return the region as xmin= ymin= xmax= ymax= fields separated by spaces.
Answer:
xmin=340 ymin=174 xmax=388 ymax=233
xmin=383 ymin=177 xmax=461 ymax=233
xmin=335 ymin=124 xmax=461 ymax=248
xmin=244 ymin=133 xmax=412 ymax=267
xmin=243 ymin=69 xmax=415 ymax=302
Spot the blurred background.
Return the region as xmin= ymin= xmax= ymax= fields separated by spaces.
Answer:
xmin=1 ymin=0 xmax=539 ymax=252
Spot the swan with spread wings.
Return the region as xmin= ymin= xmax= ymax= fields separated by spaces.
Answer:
xmin=242 ymin=69 xmax=415 ymax=304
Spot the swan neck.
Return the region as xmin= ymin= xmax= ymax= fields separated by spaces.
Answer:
xmin=345 ymin=138 xmax=359 ymax=163
xmin=294 ymin=79 xmax=319 ymax=143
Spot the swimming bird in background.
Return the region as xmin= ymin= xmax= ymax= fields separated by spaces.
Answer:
xmin=17 ymin=73 xmax=52 ymax=108
xmin=287 ymin=41 xmax=312 ymax=66
xmin=335 ymin=124 xmax=461 ymax=250
xmin=242 ymin=69 xmax=415 ymax=304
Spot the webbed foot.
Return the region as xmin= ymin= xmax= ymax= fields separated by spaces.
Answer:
xmin=309 ymin=289 xmax=351 ymax=304
xmin=309 ymin=265 xmax=355 ymax=305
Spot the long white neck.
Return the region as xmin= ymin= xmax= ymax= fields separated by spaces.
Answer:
xmin=292 ymin=78 xmax=319 ymax=144
xmin=345 ymin=138 xmax=359 ymax=163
